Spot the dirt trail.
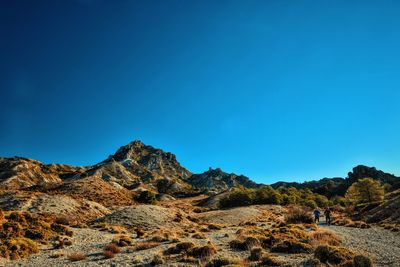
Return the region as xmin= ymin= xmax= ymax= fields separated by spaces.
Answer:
xmin=320 ymin=224 xmax=400 ymax=267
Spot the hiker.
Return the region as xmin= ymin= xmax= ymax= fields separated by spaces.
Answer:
xmin=313 ymin=209 xmax=321 ymax=223
xmin=324 ymin=207 xmax=332 ymax=225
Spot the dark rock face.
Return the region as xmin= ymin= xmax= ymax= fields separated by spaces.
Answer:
xmin=348 ymin=165 xmax=400 ymax=189
xmin=187 ymin=167 xmax=259 ymax=191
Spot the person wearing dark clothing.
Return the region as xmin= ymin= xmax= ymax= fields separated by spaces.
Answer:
xmin=313 ymin=209 xmax=321 ymax=223
xmin=324 ymin=207 xmax=332 ymax=225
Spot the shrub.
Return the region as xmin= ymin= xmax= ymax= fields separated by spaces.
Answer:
xmin=285 ymin=206 xmax=314 ymax=224
xmin=68 ymin=252 xmax=87 ymax=261
xmin=300 ymin=199 xmax=318 ymax=209
xmin=103 ymin=250 xmax=115 ymax=259
xmin=229 ymin=239 xmax=248 ymax=251
xmin=135 ymin=241 xmax=160 ymax=251
xmin=0 ymin=209 xmax=5 ymax=222
xmin=253 ymin=186 xmax=282 ymax=205
xmin=353 ymin=254 xmax=373 ymax=267
xmin=204 ymin=257 xmax=243 ymax=267
xmin=0 ymin=237 xmax=39 ymax=260
xmin=135 ymin=227 xmax=146 ymax=238
xmin=260 ymin=254 xmax=283 ymax=266
xmin=54 ymin=216 xmax=73 ymax=225
xmin=309 ymin=229 xmax=342 ymax=246
xmin=188 ymin=242 xmax=217 ymax=259
xmin=164 ymin=241 xmax=195 ymax=254
xmin=219 ymin=188 xmax=254 ymax=208
xmin=229 ymin=236 xmax=260 ymax=251
xmin=104 ymin=243 xmax=121 ymax=254
xmin=113 ymin=235 xmax=133 ymax=247
xmin=134 ymin=190 xmax=157 ymax=204
xmin=271 ymin=239 xmax=312 ymax=254
xmin=207 ymin=223 xmax=223 ymax=230
xmin=151 ymin=253 xmax=165 ymax=265
xmin=346 ymin=178 xmax=384 ymax=205
xmin=314 ymin=245 xmax=355 ymax=265
xmin=249 ymin=247 xmax=263 ymax=261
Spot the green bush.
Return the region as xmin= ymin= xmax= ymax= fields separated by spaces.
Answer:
xmin=300 ymin=199 xmax=317 ymax=209
xmin=219 ymin=188 xmax=253 ymax=208
xmin=254 ymin=186 xmax=282 ymax=205
xmin=134 ymin=190 xmax=157 ymax=204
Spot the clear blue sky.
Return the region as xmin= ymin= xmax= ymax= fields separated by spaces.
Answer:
xmin=1 ymin=0 xmax=400 ymax=183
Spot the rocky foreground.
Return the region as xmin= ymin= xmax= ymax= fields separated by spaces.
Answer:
xmin=0 ymin=195 xmax=398 ymax=267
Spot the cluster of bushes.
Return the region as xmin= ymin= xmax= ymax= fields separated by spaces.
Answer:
xmin=0 ymin=210 xmax=74 ymax=260
xmin=219 ymin=186 xmax=333 ymax=209
xmin=227 ymin=222 xmax=372 ymax=266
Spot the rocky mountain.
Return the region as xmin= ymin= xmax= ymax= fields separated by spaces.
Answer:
xmin=187 ymin=167 xmax=260 ymax=192
xmin=87 ymin=140 xmax=193 ymax=194
xmin=0 ymin=157 xmax=85 ymax=189
xmin=271 ymin=165 xmax=400 ymax=197
xmin=0 ymin=140 xmax=255 ymax=199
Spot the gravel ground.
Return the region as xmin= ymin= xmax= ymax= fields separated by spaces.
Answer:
xmin=321 ymin=224 xmax=400 ymax=267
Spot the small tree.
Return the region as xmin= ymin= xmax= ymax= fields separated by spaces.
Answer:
xmin=345 ymin=178 xmax=384 ymax=204
xmin=253 ymin=186 xmax=282 ymax=205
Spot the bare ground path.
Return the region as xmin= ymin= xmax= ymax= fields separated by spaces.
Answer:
xmin=320 ymin=224 xmax=400 ymax=267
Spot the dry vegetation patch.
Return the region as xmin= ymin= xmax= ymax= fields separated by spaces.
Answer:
xmin=309 ymin=228 xmax=342 ymax=246
xmin=0 ymin=210 xmax=74 ymax=260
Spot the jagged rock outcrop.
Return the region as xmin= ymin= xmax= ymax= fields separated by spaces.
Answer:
xmin=348 ymin=165 xmax=400 ymax=189
xmin=90 ymin=140 xmax=193 ymax=194
xmin=187 ymin=167 xmax=259 ymax=192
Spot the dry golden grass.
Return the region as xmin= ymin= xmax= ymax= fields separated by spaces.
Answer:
xmin=284 ymin=206 xmax=314 ymax=224
xmin=165 ymin=241 xmax=195 ymax=254
xmin=0 ymin=237 xmax=39 ymax=260
xmin=0 ymin=211 xmax=75 ymax=260
xmin=309 ymin=229 xmax=342 ymax=246
xmin=314 ymin=245 xmax=355 ymax=265
xmin=112 ymin=235 xmax=133 ymax=247
xmin=204 ymin=256 xmax=248 ymax=267
xmin=135 ymin=241 xmax=160 ymax=251
xmin=260 ymin=254 xmax=283 ymax=266
xmin=188 ymin=242 xmax=217 ymax=259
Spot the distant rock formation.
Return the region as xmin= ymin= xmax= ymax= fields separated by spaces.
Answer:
xmin=272 ymin=165 xmax=400 ymax=197
xmin=187 ymin=167 xmax=259 ymax=192
xmin=348 ymin=165 xmax=400 ymax=188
